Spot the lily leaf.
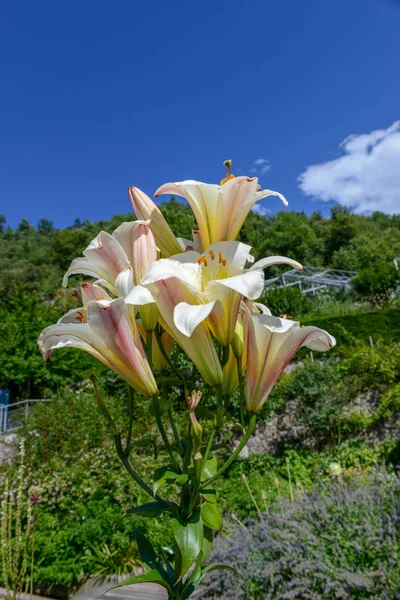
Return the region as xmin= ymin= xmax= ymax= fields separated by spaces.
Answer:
xmin=158 ymin=394 xmax=174 ymax=416
xmin=131 ymin=437 xmax=155 ymax=449
xmin=134 ymin=528 xmax=165 ymax=577
xmin=201 ymin=456 xmax=217 ymax=482
xmin=201 ymin=526 xmax=214 ymax=563
xmin=197 ymin=563 xmax=242 ymax=587
xmin=127 ymin=502 xmax=175 ymax=518
xmin=153 ymin=465 xmax=180 ymax=495
xmin=107 ymin=569 xmax=172 ymax=594
xmin=200 ymin=492 xmax=222 ymax=531
xmin=172 ymin=508 xmax=204 ymax=580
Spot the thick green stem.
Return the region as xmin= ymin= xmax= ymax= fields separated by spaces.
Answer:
xmin=152 ymin=396 xmax=181 ymax=471
xmin=236 ymin=356 xmax=245 ymax=427
xmin=125 ymin=386 xmax=135 ymax=455
xmin=167 ymin=407 xmax=183 ymax=453
xmin=215 ymin=385 xmax=224 ymax=429
xmin=146 ymin=330 xmax=153 ymax=371
xmin=154 ymin=327 xmax=182 ymax=378
xmin=114 ymin=433 xmax=169 ymax=506
xmin=188 ymin=454 xmax=202 ymax=514
xmin=203 ymin=414 xmax=257 ymax=487
xmin=201 ymin=428 xmax=217 ymax=476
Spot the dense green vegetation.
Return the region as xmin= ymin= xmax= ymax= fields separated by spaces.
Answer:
xmin=1 ymin=201 xmax=399 ymax=598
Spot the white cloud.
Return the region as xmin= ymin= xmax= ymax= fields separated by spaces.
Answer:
xmin=252 ymin=204 xmax=271 ymax=217
xmin=251 ymin=158 xmax=272 ymax=177
xmin=298 ymin=121 xmax=400 ymax=214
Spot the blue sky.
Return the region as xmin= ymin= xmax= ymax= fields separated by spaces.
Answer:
xmin=1 ymin=0 xmax=400 ymax=228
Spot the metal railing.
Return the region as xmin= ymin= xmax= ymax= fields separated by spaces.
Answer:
xmin=0 ymin=399 xmax=51 ymax=434
xmin=264 ymin=266 xmax=358 ymax=295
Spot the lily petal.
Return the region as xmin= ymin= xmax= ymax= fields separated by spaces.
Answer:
xmin=207 ymin=269 xmax=265 ymax=300
xmin=38 ymin=298 xmax=157 ymax=397
xmin=81 ymin=283 xmax=112 ymax=305
xmin=174 ymin=301 xmax=216 ymax=337
xmin=128 ymin=187 xmax=182 ymax=257
xmin=141 ymin=259 xmax=202 ymax=291
xmin=249 ymin=256 xmax=302 ymax=272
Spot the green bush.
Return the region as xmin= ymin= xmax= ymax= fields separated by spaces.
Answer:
xmin=352 ymin=263 xmax=399 ymax=307
xmin=259 ymin=286 xmax=312 ymax=318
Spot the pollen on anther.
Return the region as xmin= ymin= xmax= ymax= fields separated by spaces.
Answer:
xmin=198 ymin=256 xmax=208 ymax=266
xmin=209 ymin=250 xmax=215 ymax=260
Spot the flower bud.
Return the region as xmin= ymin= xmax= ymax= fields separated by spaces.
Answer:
xmin=187 ymin=390 xmax=202 ymax=412
xmin=190 ymin=411 xmax=203 ymax=456
xmin=231 ymin=317 xmax=244 ymax=359
xmin=131 ymin=221 xmax=158 ymax=285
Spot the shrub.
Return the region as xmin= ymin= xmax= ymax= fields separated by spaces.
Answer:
xmin=199 ymin=472 xmax=400 ymax=599
xmin=259 ymin=287 xmax=312 ymax=319
xmin=352 ymin=263 xmax=399 ymax=307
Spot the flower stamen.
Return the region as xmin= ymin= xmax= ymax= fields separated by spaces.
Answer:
xmin=220 ymin=159 xmax=235 ymax=185
xmin=198 ymin=256 xmax=208 ymax=267
xmin=209 ymin=250 xmax=215 ymax=260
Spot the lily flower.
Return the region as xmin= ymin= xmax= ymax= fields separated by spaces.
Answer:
xmin=63 ymin=220 xmax=158 ymax=328
xmin=155 ymin=171 xmax=287 ymax=251
xmin=141 ymin=241 xmax=301 ymax=347
xmin=128 ymin=187 xmax=183 ymax=257
xmin=244 ymin=311 xmax=336 ymax=414
xmin=38 ymin=296 xmax=157 ymax=397
xmin=144 ymin=275 xmax=223 ymax=386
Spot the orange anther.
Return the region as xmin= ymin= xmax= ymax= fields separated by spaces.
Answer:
xmin=209 ymin=250 xmax=215 ymax=260
xmin=197 ymin=256 xmax=208 ymax=266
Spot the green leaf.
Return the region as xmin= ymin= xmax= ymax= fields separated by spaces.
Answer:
xmin=181 ymin=550 xmax=204 ymax=598
xmin=131 ymin=437 xmax=155 ymax=448
xmin=134 ymin=528 xmax=164 ymax=574
xmin=175 ymin=473 xmax=189 ymax=486
xmin=158 ymin=394 xmax=174 ymax=416
xmin=201 ymin=456 xmax=217 ymax=481
xmin=197 ymin=563 xmax=242 ymax=587
xmin=200 ymin=492 xmax=223 ymax=531
xmin=172 ymin=508 xmax=204 ymax=579
xmin=201 ymin=526 xmax=214 ymax=563
xmin=153 ymin=465 xmax=180 ymax=494
xmin=108 ymin=569 xmax=172 ymax=594
xmin=127 ymin=502 xmax=173 ymax=518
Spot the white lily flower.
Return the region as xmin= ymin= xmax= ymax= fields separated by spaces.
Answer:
xmin=244 ymin=311 xmax=336 ymax=414
xmin=63 ymin=220 xmax=159 ymax=329
xmin=128 ymin=186 xmax=183 ymax=257
xmin=38 ymin=296 xmax=158 ymax=397
xmin=155 ymin=176 xmax=287 ymax=251
xmin=142 ymin=241 xmax=301 ymax=347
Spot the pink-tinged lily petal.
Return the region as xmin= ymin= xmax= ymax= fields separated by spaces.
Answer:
xmin=81 ymin=283 xmax=112 ymax=305
xmin=128 ymin=187 xmax=182 ymax=257
xmin=38 ymin=298 xmax=157 ymax=397
xmin=249 ymin=256 xmax=302 ymax=272
xmin=63 ymin=231 xmax=130 ymax=291
xmin=256 ymin=188 xmax=288 ymax=206
xmin=244 ymin=311 xmax=335 ymax=414
xmin=173 ymin=301 xmax=216 ymax=337
xmin=115 ymin=267 xmax=135 ymax=297
xmin=112 ymin=221 xmax=158 ymax=284
xmin=155 ymin=181 xmax=223 ymax=250
xmin=141 ymin=259 xmax=202 ymax=292
xmin=125 ymin=284 xmax=156 ymax=306
xmin=151 ymin=278 xmax=223 ymax=386
xmin=222 ymin=177 xmax=261 ymax=241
